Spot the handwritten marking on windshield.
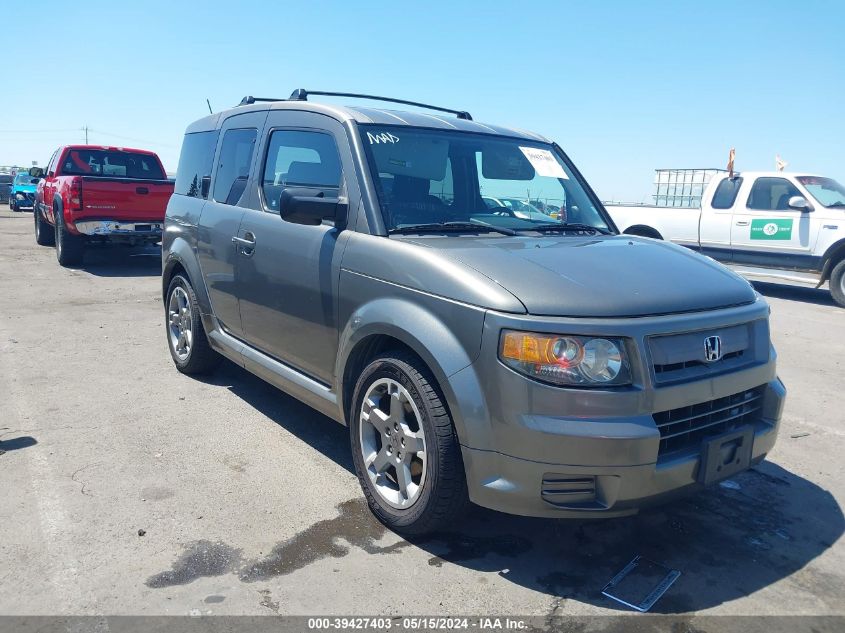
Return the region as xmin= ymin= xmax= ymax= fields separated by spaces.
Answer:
xmin=367 ymin=132 xmax=400 ymax=145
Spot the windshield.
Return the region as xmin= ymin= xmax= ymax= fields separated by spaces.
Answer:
xmin=60 ymin=149 xmax=165 ymax=179
xmin=14 ymin=173 xmax=38 ymax=185
xmin=359 ymin=126 xmax=611 ymax=234
xmin=797 ymin=176 xmax=845 ymax=208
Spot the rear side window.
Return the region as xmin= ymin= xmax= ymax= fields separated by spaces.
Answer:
xmin=261 ymin=130 xmax=342 ymax=211
xmin=213 ymin=128 xmax=257 ymax=206
xmin=60 ymin=149 xmax=165 ymax=179
xmin=711 ymin=177 xmax=743 ymax=209
xmin=747 ymin=177 xmax=802 ymax=211
xmin=174 ymin=131 xmax=218 ymax=198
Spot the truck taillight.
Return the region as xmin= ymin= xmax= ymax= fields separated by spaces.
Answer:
xmin=70 ymin=177 xmax=82 ymax=210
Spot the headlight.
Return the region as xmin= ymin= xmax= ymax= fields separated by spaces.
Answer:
xmin=499 ymin=330 xmax=632 ymax=386
xmin=15 ymin=193 xmax=25 ymax=200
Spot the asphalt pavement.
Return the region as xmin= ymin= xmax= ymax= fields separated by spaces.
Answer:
xmin=0 ymin=207 xmax=843 ymax=618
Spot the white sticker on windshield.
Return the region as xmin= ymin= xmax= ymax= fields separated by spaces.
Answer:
xmin=519 ymin=147 xmax=568 ymax=179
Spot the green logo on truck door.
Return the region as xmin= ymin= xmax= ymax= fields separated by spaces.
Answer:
xmin=750 ymin=218 xmax=793 ymax=240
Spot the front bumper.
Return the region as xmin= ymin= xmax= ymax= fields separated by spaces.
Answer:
xmin=461 ymin=378 xmax=783 ymax=518
xmin=450 ymin=299 xmax=785 ymax=518
xmin=11 ymin=192 xmax=35 ymax=208
xmin=74 ymin=219 xmax=163 ymax=238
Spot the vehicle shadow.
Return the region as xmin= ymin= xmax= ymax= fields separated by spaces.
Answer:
xmin=410 ymin=460 xmax=843 ymax=613
xmin=752 ymin=281 xmax=836 ymax=307
xmin=200 ymin=361 xmax=842 ymax=614
xmin=200 ymin=360 xmax=353 ymax=473
xmin=79 ymin=244 xmax=162 ymax=278
xmin=0 ymin=436 xmax=38 ymax=453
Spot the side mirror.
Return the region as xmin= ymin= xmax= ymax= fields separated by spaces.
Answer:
xmin=28 ymin=167 xmax=44 ymax=178
xmin=788 ymin=195 xmax=814 ymax=212
xmin=200 ymin=175 xmax=211 ymax=199
xmin=279 ymin=188 xmax=347 ymax=227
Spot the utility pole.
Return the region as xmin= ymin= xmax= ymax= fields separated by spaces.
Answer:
xmin=83 ymin=125 xmax=89 ymax=144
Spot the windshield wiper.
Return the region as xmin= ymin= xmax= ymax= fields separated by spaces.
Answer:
xmin=522 ymin=222 xmax=613 ymax=235
xmin=389 ymin=221 xmax=517 ymax=236
xmin=826 ymin=201 xmax=845 ymax=208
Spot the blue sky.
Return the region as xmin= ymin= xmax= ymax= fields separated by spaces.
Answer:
xmin=2 ymin=0 xmax=842 ymax=202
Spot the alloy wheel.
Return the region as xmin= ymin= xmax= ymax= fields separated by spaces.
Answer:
xmin=168 ymin=286 xmax=193 ymax=361
xmin=359 ymin=378 xmax=427 ymax=509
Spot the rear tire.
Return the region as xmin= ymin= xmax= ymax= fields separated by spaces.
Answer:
xmin=55 ymin=207 xmax=84 ymax=266
xmin=830 ymin=259 xmax=845 ymax=308
xmin=34 ymin=205 xmax=55 ymax=246
xmin=165 ymin=274 xmax=221 ymax=375
xmin=9 ymin=198 xmax=15 ymax=211
xmin=350 ymin=350 xmax=468 ymax=536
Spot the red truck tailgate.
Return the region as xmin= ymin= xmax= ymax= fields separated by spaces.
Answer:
xmin=78 ymin=177 xmax=173 ymax=222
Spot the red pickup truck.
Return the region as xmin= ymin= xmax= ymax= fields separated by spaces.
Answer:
xmin=31 ymin=145 xmax=174 ymax=266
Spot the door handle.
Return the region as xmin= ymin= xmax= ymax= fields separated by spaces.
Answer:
xmin=735 ymin=221 xmax=749 ymax=226
xmin=232 ymin=234 xmax=256 ymax=256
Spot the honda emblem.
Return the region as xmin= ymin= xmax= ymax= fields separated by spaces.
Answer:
xmin=704 ymin=336 xmax=723 ymax=362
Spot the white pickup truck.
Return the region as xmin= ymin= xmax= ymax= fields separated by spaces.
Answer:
xmin=606 ymin=171 xmax=845 ymax=307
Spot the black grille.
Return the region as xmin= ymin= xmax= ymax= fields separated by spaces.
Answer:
xmin=653 ymin=386 xmax=765 ymax=457
xmin=649 ymin=324 xmax=754 ymax=385
xmin=654 ymin=350 xmax=745 ymax=376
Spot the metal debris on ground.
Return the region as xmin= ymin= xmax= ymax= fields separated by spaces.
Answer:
xmin=790 ymin=432 xmax=811 ymax=439
xmin=601 ymin=555 xmax=681 ymax=612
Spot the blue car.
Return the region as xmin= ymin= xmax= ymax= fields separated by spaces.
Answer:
xmin=9 ymin=171 xmax=38 ymax=211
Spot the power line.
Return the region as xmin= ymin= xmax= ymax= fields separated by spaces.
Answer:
xmin=0 ymin=127 xmax=176 ymax=149
xmin=86 ymin=128 xmax=177 ymax=148
xmin=0 ymin=129 xmax=80 ymax=134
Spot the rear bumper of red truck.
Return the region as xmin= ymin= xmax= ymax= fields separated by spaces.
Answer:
xmin=74 ymin=219 xmax=163 ymax=236
xmin=72 ymin=218 xmax=163 ymax=242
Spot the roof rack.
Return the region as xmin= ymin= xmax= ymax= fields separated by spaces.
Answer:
xmin=288 ymin=89 xmax=472 ymax=121
xmin=238 ymin=96 xmax=286 ymax=106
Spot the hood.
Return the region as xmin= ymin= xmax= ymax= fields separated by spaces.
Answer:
xmin=12 ymin=184 xmax=36 ymax=194
xmin=398 ymin=235 xmax=756 ymax=317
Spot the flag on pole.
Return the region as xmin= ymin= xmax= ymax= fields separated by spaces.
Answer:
xmin=775 ymin=155 xmax=788 ymax=172
xmin=727 ymin=148 xmax=736 ymax=178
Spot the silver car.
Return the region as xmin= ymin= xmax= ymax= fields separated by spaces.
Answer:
xmin=162 ymin=90 xmax=785 ymax=534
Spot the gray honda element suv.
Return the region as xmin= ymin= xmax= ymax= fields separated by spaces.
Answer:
xmin=162 ymin=90 xmax=785 ymax=534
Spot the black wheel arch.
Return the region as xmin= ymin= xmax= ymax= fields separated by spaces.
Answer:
xmin=820 ymin=238 xmax=845 ymax=283
xmin=341 ymin=334 xmax=423 ymax=425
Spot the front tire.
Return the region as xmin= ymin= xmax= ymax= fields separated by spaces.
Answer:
xmin=34 ymin=205 xmax=55 ymax=246
xmin=165 ymin=274 xmax=221 ymax=374
xmin=9 ymin=198 xmax=16 ymax=211
xmin=830 ymin=259 xmax=845 ymax=308
xmin=55 ymin=207 xmax=84 ymax=266
xmin=350 ymin=351 xmax=468 ymax=535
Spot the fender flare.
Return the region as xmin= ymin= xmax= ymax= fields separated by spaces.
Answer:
xmin=162 ymin=238 xmax=212 ymax=316
xmin=335 ymin=297 xmax=485 ymax=442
